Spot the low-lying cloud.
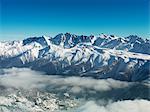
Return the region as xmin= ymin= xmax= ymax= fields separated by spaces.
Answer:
xmin=0 ymin=67 xmax=150 ymax=112
xmin=75 ymin=99 xmax=150 ymax=112
xmin=0 ymin=67 xmax=131 ymax=91
xmin=0 ymin=68 xmax=47 ymax=89
xmin=0 ymin=68 xmax=149 ymax=99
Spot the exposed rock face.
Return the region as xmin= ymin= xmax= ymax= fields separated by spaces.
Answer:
xmin=0 ymin=33 xmax=150 ymax=82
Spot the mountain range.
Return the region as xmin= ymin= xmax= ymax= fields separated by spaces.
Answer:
xmin=0 ymin=33 xmax=150 ymax=82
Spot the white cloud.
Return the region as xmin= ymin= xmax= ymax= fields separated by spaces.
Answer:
xmin=75 ymin=100 xmax=150 ymax=112
xmin=0 ymin=68 xmax=150 ymax=112
xmin=0 ymin=68 xmax=47 ymax=89
xmin=0 ymin=67 xmax=131 ymax=91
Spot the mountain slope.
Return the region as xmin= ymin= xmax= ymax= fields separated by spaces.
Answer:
xmin=0 ymin=33 xmax=150 ymax=82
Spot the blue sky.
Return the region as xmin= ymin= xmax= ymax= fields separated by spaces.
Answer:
xmin=0 ymin=0 xmax=149 ymax=40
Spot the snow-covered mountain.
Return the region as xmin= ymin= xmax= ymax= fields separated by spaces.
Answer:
xmin=0 ymin=33 xmax=150 ymax=82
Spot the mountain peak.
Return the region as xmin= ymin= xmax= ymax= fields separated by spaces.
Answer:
xmin=22 ymin=36 xmax=51 ymax=46
xmin=20 ymin=33 xmax=150 ymax=54
xmin=0 ymin=33 xmax=150 ymax=82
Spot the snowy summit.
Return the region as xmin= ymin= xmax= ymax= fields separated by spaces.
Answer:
xmin=0 ymin=33 xmax=150 ymax=82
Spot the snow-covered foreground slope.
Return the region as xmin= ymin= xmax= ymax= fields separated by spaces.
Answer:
xmin=0 ymin=33 xmax=150 ymax=82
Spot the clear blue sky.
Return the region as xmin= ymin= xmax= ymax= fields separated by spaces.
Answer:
xmin=0 ymin=0 xmax=149 ymax=40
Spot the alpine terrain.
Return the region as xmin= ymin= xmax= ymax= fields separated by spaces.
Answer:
xmin=0 ymin=33 xmax=149 ymax=82
xmin=0 ymin=33 xmax=150 ymax=112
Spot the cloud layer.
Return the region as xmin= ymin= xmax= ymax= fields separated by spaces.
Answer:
xmin=0 ymin=68 xmax=150 ymax=112
xmin=75 ymin=100 xmax=150 ymax=112
xmin=0 ymin=67 xmax=131 ymax=90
